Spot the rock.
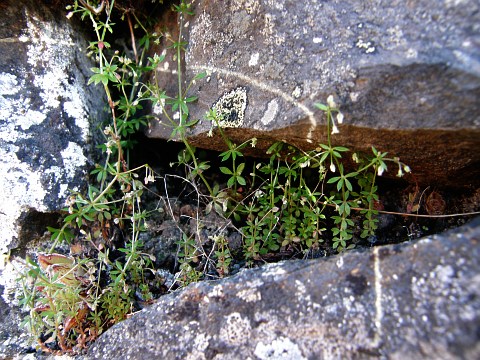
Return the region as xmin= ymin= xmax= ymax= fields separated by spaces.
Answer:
xmin=0 ymin=0 xmax=105 ymax=254
xmin=87 ymin=217 xmax=480 ymax=359
xmin=147 ymin=0 xmax=480 ymax=188
xmin=0 ymin=1 xmax=105 ymax=357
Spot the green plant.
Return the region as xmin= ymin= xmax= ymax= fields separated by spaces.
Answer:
xmin=174 ymin=233 xmax=203 ymax=287
xmin=211 ymin=235 xmax=232 ymax=277
xmin=18 ymin=254 xmax=93 ymax=353
xmin=202 ymin=95 xmax=409 ymax=257
xmin=18 ymin=0 xmax=163 ymax=353
xmin=17 ymin=0 xmax=416 ymax=353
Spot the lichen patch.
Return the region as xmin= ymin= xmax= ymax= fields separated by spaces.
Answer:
xmin=219 ymin=312 xmax=252 ymax=345
xmin=260 ymin=99 xmax=279 ymax=126
xmin=211 ymin=87 xmax=247 ymax=128
xmin=237 ymin=287 xmax=262 ymax=303
xmin=248 ymin=53 xmax=260 ymax=67
xmin=254 ymin=337 xmax=306 ymax=360
xmin=0 ymin=8 xmax=92 ymax=253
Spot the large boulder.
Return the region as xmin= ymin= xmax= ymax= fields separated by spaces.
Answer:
xmin=87 ymin=217 xmax=480 ymax=359
xmin=0 ymin=1 xmax=105 ymax=357
xmin=147 ymin=0 xmax=480 ymax=188
xmin=0 ymin=0 xmax=105 ymax=254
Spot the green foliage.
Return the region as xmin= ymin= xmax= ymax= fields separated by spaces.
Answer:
xmin=175 ymin=234 xmax=202 ymax=287
xmin=212 ymin=235 xmax=232 ymax=277
xmin=205 ymin=98 xmax=409 ymax=255
xmin=17 ymin=0 xmax=162 ymax=354
xmin=17 ymin=0 xmax=412 ymax=355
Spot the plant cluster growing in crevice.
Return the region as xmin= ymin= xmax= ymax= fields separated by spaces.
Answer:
xmin=14 ymin=0 xmax=480 ymax=355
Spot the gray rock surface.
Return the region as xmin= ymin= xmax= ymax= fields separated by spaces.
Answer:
xmin=0 ymin=0 xmax=105 ymax=254
xmin=0 ymin=1 xmax=105 ymax=357
xmin=88 ymin=217 xmax=480 ymax=360
xmin=148 ymin=0 xmax=480 ymax=187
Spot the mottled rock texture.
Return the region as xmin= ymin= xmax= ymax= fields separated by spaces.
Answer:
xmin=0 ymin=1 xmax=105 ymax=357
xmin=88 ymin=217 xmax=480 ymax=360
xmin=148 ymin=0 xmax=480 ymax=188
xmin=0 ymin=0 xmax=105 ymax=254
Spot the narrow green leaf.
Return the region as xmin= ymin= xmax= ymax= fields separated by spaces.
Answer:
xmin=185 ymin=96 xmax=198 ymax=103
xmin=237 ymin=162 xmax=245 ymax=175
xmin=327 ymin=176 xmax=340 ymax=184
xmin=345 ymin=178 xmax=353 ymax=192
xmin=237 ymin=176 xmax=246 ymax=186
xmin=220 ymin=167 xmax=233 ymax=175
xmin=194 ymin=71 xmax=207 ymax=80
xmin=315 ymin=103 xmax=328 ymax=111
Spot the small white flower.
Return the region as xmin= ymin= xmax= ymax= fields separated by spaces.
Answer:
xmin=144 ymin=175 xmax=155 ymax=185
xmin=300 ymin=160 xmax=310 ymax=168
xmin=207 ymin=128 xmax=214 ymax=137
xmin=331 ymin=124 xmax=339 ymax=134
xmin=251 ymin=138 xmax=257 ymax=148
xmin=397 ymin=168 xmax=403 ymax=177
xmin=336 ymin=112 xmax=344 ymax=124
xmin=377 ymin=166 xmax=385 ymax=176
xmin=404 ymin=165 xmax=411 ymax=173
xmin=352 ymin=153 xmax=359 ymax=163
xmin=330 ymin=162 xmax=336 ymax=173
xmin=66 ymin=12 xmax=74 ymax=19
xmin=327 ymin=95 xmax=337 ymax=108
xmin=254 ymin=190 xmax=264 ymax=199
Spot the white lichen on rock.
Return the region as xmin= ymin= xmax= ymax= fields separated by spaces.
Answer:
xmin=23 ymin=9 xmax=90 ymax=141
xmin=211 ymin=87 xmax=247 ymax=128
xmin=356 ymin=38 xmax=376 ymax=54
xmin=262 ymin=262 xmax=287 ymax=279
xmin=248 ymin=52 xmax=260 ymax=67
xmin=0 ymin=9 xmax=92 ymax=253
xmin=254 ymin=337 xmax=306 ymax=360
xmin=237 ymin=278 xmax=264 ymax=302
xmin=231 ymin=0 xmax=260 ymax=15
xmin=219 ymin=312 xmax=252 ymax=345
xmin=260 ymin=99 xmax=279 ymax=126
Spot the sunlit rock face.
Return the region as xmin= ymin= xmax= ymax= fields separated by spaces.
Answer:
xmin=0 ymin=3 xmax=106 ymax=355
xmin=0 ymin=0 xmax=106 ymax=254
xmin=88 ymin=218 xmax=480 ymax=359
xmin=147 ymin=0 xmax=480 ymax=188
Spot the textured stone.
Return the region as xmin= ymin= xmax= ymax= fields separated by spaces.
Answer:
xmin=147 ymin=0 xmax=480 ymax=188
xmin=0 ymin=0 xmax=105 ymax=254
xmin=88 ymin=217 xmax=480 ymax=360
xmin=0 ymin=1 xmax=106 ymax=358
